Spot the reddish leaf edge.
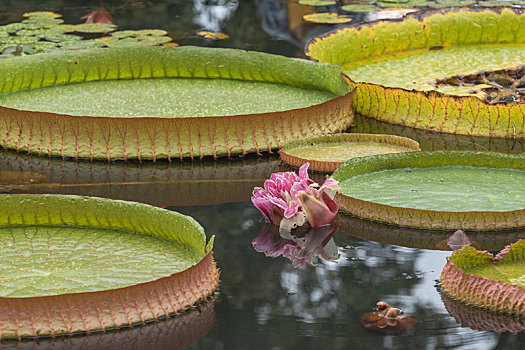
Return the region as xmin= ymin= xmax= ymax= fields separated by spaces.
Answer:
xmin=439 ymin=240 xmax=525 ymax=315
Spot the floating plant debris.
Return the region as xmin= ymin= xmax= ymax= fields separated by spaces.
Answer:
xmin=431 ymin=64 xmax=525 ymax=104
xmin=360 ymin=301 xmax=416 ymax=333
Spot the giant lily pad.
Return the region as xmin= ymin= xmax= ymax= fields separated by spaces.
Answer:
xmin=331 ymin=151 xmax=525 ymax=230
xmin=0 ymin=46 xmax=353 ymax=160
xmin=279 ymin=133 xmax=420 ymax=173
xmin=439 ymin=240 xmax=525 ymax=315
xmin=0 ymin=194 xmax=219 ymax=338
xmin=306 ymin=7 xmax=525 ymax=138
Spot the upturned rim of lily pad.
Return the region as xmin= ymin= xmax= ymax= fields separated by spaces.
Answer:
xmin=0 ymin=45 xmax=355 ymax=161
xmin=278 ymin=133 xmax=420 ymax=173
xmin=0 ymin=194 xmax=219 ymax=339
xmin=305 ymin=6 xmax=525 ymax=138
xmin=439 ymin=239 xmax=525 ymax=315
xmin=331 ymin=151 xmax=525 ymax=230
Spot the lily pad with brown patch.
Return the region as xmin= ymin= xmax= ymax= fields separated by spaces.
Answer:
xmin=306 ymin=7 xmax=525 ymax=138
xmin=439 ymin=239 xmax=525 ymax=315
xmin=279 ymin=133 xmax=420 ymax=173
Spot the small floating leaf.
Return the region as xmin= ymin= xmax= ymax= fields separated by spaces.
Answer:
xmin=71 ymin=23 xmax=117 ymax=33
xmin=0 ymin=36 xmax=39 ymax=44
xmin=136 ymin=29 xmax=168 ymax=37
xmin=162 ymin=42 xmax=180 ymax=47
xmin=110 ymin=30 xmax=138 ymax=39
xmin=197 ymin=31 xmax=230 ymax=39
xmin=303 ymin=12 xmax=352 ymax=24
xmin=45 ymin=34 xmax=84 ymax=42
xmin=15 ymin=27 xmax=67 ymax=37
xmin=0 ymin=23 xmax=41 ymax=32
xmin=22 ymin=17 xmax=64 ymax=26
xmin=298 ymin=0 xmax=337 ymax=6
xmin=23 ymin=11 xmax=62 ymax=18
xmin=341 ymin=4 xmax=378 ymax=12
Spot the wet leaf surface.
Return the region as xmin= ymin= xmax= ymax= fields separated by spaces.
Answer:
xmin=303 ymin=12 xmax=352 ymax=23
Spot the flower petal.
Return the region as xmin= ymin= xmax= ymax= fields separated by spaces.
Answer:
xmin=298 ymin=191 xmax=336 ymax=227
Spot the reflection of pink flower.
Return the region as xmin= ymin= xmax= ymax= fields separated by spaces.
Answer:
xmin=251 ymin=163 xmax=340 ymax=232
xmin=81 ymin=8 xmax=114 ymax=24
xmin=252 ymin=224 xmax=339 ymax=268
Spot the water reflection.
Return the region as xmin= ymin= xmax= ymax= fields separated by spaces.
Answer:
xmin=193 ymin=0 xmax=238 ymax=32
xmin=352 ymin=113 xmax=525 ymax=154
xmin=252 ymin=224 xmax=339 ymax=267
xmin=0 ymin=150 xmax=278 ymax=206
xmin=0 ymin=299 xmax=215 ymax=350
xmin=177 ymin=201 xmax=525 ymax=349
xmin=335 ymin=212 xmax=524 ymax=252
xmin=441 ymin=292 xmax=525 ymax=335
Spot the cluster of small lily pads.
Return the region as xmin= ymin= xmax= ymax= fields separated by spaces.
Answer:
xmin=299 ymin=0 xmax=525 ymax=24
xmin=0 ymin=11 xmax=230 ymax=59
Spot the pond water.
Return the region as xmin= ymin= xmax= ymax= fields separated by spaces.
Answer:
xmin=0 ymin=1 xmax=524 ymax=349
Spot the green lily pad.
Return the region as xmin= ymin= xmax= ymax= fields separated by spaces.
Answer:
xmin=331 ymin=151 xmax=525 ymax=229
xmin=22 ymin=17 xmax=64 ymax=26
xmin=306 ymin=7 xmax=525 ymax=138
xmin=0 ymin=35 xmax=39 ymax=44
xmin=279 ymin=133 xmax=420 ymax=173
xmin=0 ymin=194 xmax=218 ymax=338
xmin=303 ymin=13 xmax=353 ymax=24
xmin=135 ymin=29 xmax=168 ymax=37
xmin=298 ymin=0 xmax=337 ymax=6
xmin=15 ymin=28 xmax=67 ymax=37
xmin=342 ymin=4 xmax=378 ymax=12
xmin=71 ymin=23 xmax=117 ymax=33
xmin=0 ymin=23 xmax=42 ymax=32
xmin=23 ymin=11 xmax=62 ymax=19
xmin=440 ymin=240 xmax=525 ymax=315
xmin=0 ymin=46 xmax=353 ymax=160
xmin=110 ymin=30 xmax=139 ymax=39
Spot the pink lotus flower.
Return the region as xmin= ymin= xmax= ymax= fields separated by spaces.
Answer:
xmin=251 ymin=163 xmax=340 ymax=232
xmin=81 ymin=8 xmax=114 ymax=24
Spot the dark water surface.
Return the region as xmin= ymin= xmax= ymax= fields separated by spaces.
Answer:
xmin=0 ymin=1 xmax=524 ymax=349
